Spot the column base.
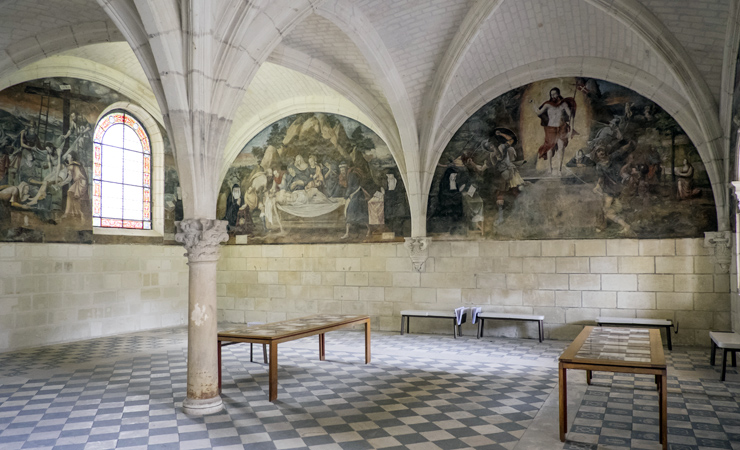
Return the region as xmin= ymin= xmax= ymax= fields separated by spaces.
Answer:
xmin=182 ymin=395 xmax=223 ymax=415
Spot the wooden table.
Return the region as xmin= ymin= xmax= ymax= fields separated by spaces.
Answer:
xmin=559 ymin=326 xmax=667 ymax=449
xmin=218 ymin=314 xmax=371 ymax=402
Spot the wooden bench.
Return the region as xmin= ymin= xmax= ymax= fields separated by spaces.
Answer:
xmin=710 ymin=331 xmax=740 ymax=381
xmin=596 ymin=317 xmax=675 ymax=350
xmin=476 ymin=313 xmax=545 ymax=342
xmin=400 ymin=309 xmax=467 ymax=338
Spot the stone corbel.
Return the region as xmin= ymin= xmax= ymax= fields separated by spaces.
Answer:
xmin=704 ymin=231 xmax=732 ymax=273
xmin=175 ymin=219 xmax=229 ymax=263
xmin=404 ymin=236 xmax=431 ymax=272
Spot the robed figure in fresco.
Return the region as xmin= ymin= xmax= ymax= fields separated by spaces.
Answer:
xmin=532 ymin=87 xmax=576 ymax=175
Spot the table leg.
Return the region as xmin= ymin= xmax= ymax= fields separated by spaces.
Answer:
xmin=559 ymin=363 xmax=567 ymax=442
xmin=269 ymin=343 xmax=278 ymax=402
xmin=586 ymin=370 xmax=591 ymax=385
xmin=659 ymin=371 xmax=667 ymax=449
xmin=665 ymin=326 xmax=672 ymax=351
xmin=319 ymin=333 xmax=325 ymax=361
xmin=365 ymin=320 xmax=371 ymax=364
xmin=218 ymin=340 xmax=222 ymax=393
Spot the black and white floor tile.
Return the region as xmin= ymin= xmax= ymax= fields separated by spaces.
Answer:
xmin=0 ymin=326 xmax=738 ymax=449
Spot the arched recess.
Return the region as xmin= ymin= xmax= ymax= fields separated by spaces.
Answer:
xmin=428 ymin=58 xmax=728 ymax=234
xmin=267 ymin=47 xmax=402 ymax=172
xmin=0 ymin=60 xmax=169 ymax=236
xmin=220 ymin=96 xmax=395 ymax=187
xmin=418 ymin=0 xmax=505 ymax=171
xmin=93 ymin=102 xmax=166 ymax=236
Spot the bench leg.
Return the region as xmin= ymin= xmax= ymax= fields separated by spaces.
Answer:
xmin=665 ymin=326 xmax=672 ymax=351
xmin=538 ymin=320 xmax=544 ymax=343
xmin=710 ymin=339 xmax=716 ymax=365
xmin=479 ymin=319 xmax=485 ymax=338
xmin=400 ymin=315 xmax=406 ymax=335
xmin=477 ymin=320 xmax=482 ymax=339
xmin=733 ymin=350 xmax=737 ymax=368
xmin=586 ymin=370 xmax=591 ymax=385
xmin=453 ymin=319 xmax=457 ymax=338
xmin=721 ymin=349 xmax=728 ymax=381
xmin=250 ymin=343 xmax=254 ymax=362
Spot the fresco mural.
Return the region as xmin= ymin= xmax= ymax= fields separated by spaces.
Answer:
xmin=428 ymin=77 xmax=717 ymax=240
xmin=731 ymin=41 xmax=740 ymax=224
xmin=218 ymin=112 xmax=409 ymax=244
xmin=0 ymin=77 xmax=135 ymax=242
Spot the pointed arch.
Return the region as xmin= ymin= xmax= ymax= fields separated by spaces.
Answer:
xmin=418 ymin=0 xmax=505 ymax=171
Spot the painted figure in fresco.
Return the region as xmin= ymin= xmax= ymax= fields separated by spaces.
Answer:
xmin=462 ymin=183 xmax=484 ymax=233
xmin=307 ymin=155 xmax=324 ymax=191
xmin=63 ymin=112 xmax=92 ymax=159
xmin=565 ymin=149 xmax=595 ymax=168
xmin=223 ymin=183 xmax=252 ymax=235
xmin=0 ymin=181 xmax=30 ymax=204
xmin=434 ymin=166 xmax=465 ymax=233
xmin=59 ymin=152 xmax=89 ymax=221
xmin=286 ymin=165 xmax=309 ymax=191
xmin=593 ymin=148 xmax=631 ymax=234
xmin=0 ymin=135 xmax=12 ymax=183
xmin=341 ymin=162 xmax=369 ymax=239
xmin=323 ymin=161 xmax=342 ymax=197
xmin=262 ymin=172 xmax=284 ymax=234
xmin=382 ymin=171 xmax=408 ymax=236
xmin=483 ymin=139 xmax=525 ymax=225
xmin=532 ymin=87 xmax=576 ymax=175
xmin=674 ymin=159 xmax=701 ymax=200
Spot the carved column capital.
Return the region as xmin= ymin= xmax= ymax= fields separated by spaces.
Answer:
xmin=404 ymin=236 xmax=431 ymax=272
xmin=704 ymin=231 xmax=732 ymax=274
xmin=175 ymin=219 xmax=229 ymax=263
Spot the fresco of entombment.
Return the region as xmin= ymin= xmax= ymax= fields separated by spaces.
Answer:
xmin=428 ymin=77 xmax=717 ymax=240
xmin=218 ymin=112 xmax=409 ymax=244
xmin=0 ymin=77 xmax=138 ymax=243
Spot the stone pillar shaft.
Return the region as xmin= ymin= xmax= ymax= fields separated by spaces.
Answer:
xmin=176 ymin=219 xmax=228 ymax=415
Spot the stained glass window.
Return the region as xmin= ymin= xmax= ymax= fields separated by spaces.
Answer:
xmin=92 ymin=111 xmax=151 ymax=230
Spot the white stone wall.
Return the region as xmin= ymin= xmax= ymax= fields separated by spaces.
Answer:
xmin=218 ymin=238 xmax=730 ymax=346
xmin=0 ymin=243 xmax=188 ymax=353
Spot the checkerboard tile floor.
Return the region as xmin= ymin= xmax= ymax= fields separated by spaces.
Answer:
xmin=0 ymin=326 xmax=738 ymax=449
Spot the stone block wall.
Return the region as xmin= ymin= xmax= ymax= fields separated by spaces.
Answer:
xmin=217 ymin=238 xmax=731 ymax=346
xmin=0 ymin=243 xmax=188 ymax=353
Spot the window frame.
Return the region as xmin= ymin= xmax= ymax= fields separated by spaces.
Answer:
xmin=92 ymin=103 xmax=164 ymax=237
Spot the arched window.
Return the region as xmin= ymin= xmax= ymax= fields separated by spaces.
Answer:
xmin=92 ymin=111 xmax=151 ymax=229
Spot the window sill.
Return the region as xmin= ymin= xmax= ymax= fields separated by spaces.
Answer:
xmin=93 ymin=227 xmax=162 ymax=237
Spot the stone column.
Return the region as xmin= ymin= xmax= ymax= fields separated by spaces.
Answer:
xmin=175 ymin=218 xmax=229 ymax=415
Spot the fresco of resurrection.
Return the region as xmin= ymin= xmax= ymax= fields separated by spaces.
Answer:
xmin=427 ymin=77 xmax=717 ymax=240
xmin=218 ymin=112 xmax=409 ymax=244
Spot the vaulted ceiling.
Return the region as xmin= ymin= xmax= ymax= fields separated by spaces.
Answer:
xmin=0 ymin=0 xmax=736 ymax=225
